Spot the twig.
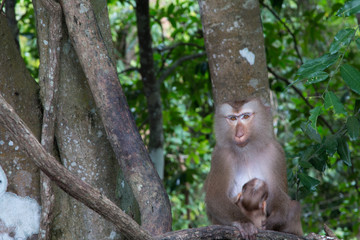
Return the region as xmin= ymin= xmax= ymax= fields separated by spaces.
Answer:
xmin=119 ymin=66 xmax=140 ymax=74
xmin=158 ymin=52 xmax=206 ymax=83
xmin=268 ymin=67 xmax=334 ymax=133
xmin=261 ymin=2 xmax=303 ymax=64
xmin=154 ymin=42 xmax=204 ymax=52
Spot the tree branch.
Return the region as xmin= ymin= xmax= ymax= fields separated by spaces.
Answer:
xmin=261 ymin=2 xmax=303 ymax=64
xmin=155 ymin=225 xmax=305 ymax=240
xmin=154 ymin=42 xmax=205 ymax=52
xmin=119 ymin=66 xmax=140 ymax=74
xmin=0 ymin=94 xmax=153 ymax=240
xmin=268 ymin=67 xmax=334 ymax=133
xmin=158 ymin=52 xmax=206 ymax=83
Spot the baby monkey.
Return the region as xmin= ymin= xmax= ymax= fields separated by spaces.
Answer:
xmin=234 ymin=178 xmax=268 ymax=229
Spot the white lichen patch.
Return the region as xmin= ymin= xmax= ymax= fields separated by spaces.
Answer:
xmin=249 ymin=78 xmax=259 ymax=88
xmin=43 ymin=40 xmax=48 ymax=46
xmin=239 ymin=48 xmax=255 ymax=65
xmin=0 ymin=166 xmax=41 ymax=239
xmin=233 ymin=21 xmax=240 ymax=28
xmin=79 ymin=3 xmax=89 ymax=14
xmin=243 ymin=0 xmax=256 ymax=9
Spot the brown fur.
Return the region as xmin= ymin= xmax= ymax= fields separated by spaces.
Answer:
xmin=234 ymin=178 xmax=268 ymax=229
xmin=204 ymin=99 xmax=303 ymax=239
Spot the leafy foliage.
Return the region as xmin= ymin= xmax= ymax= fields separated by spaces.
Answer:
xmin=15 ymin=0 xmax=360 ymax=237
xmin=263 ymin=0 xmax=360 ymax=237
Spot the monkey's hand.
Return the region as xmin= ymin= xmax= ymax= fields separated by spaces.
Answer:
xmin=263 ymin=210 xmax=284 ymax=231
xmin=232 ymin=221 xmax=257 ymax=240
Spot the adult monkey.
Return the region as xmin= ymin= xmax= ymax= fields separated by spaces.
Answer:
xmin=204 ymin=98 xmax=303 ymax=240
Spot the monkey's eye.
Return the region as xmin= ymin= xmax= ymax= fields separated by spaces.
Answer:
xmin=240 ymin=113 xmax=252 ymax=120
xmin=227 ymin=115 xmax=238 ymax=121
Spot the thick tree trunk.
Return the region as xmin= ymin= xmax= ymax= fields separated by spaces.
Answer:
xmin=0 ymin=14 xmax=41 ymax=201
xmin=5 ymin=0 xmax=19 ymax=49
xmin=0 ymin=14 xmax=42 ymax=239
xmin=198 ymin=0 xmax=270 ymax=104
xmin=58 ymin=0 xmax=172 ymax=234
xmin=33 ymin=0 xmax=128 ymax=238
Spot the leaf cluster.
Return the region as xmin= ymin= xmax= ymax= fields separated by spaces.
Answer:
xmin=263 ymin=0 xmax=360 ymax=237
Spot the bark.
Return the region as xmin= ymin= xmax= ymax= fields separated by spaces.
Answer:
xmin=37 ymin=0 xmax=62 ymax=238
xmin=198 ymin=0 xmax=270 ymax=105
xmin=0 ymin=14 xmax=42 ymax=239
xmin=33 ymin=0 xmax=126 ymax=238
xmin=135 ymin=0 xmax=165 ymax=179
xmin=155 ymin=226 xmax=304 ymax=240
xmin=0 ymin=13 xmax=42 ymax=201
xmin=0 ymin=94 xmax=153 ymax=240
xmin=58 ymin=0 xmax=172 ymax=234
xmin=5 ymin=0 xmax=19 ymax=49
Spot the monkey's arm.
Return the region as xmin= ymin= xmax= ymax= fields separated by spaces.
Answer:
xmin=205 ymin=149 xmax=257 ymax=240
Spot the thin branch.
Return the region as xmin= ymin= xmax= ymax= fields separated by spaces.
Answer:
xmin=261 ymin=2 xmax=303 ymax=64
xmin=157 ymin=43 xmax=205 ymax=75
xmin=119 ymin=66 xmax=140 ymax=74
xmin=268 ymin=67 xmax=334 ymax=133
xmin=154 ymin=42 xmax=205 ymax=52
xmin=158 ymin=52 xmax=206 ymax=83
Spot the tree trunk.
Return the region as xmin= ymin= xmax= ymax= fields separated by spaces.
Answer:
xmin=58 ymin=0 xmax=172 ymax=234
xmin=0 ymin=14 xmax=42 ymax=239
xmin=33 ymin=0 xmax=129 ymax=238
xmin=5 ymin=0 xmax=19 ymax=49
xmin=198 ymin=0 xmax=270 ymax=104
xmin=135 ymin=0 xmax=165 ymax=179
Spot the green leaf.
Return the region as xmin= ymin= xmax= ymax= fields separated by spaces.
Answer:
xmin=336 ymin=0 xmax=360 ymax=17
xmin=309 ymin=145 xmax=328 ymax=172
xmin=297 ymin=53 xmax=338 ymax=80
xmin=346 ymin=116 xmax=360 ymax=141
xmin=323 ymin=135 xmax=338 ymax=157
xmin=354 ymin=99 xmax=360 ymax=114
xmin=300 ymin=146 xmax=316 ymax=162
xmin=299 ymin=173 xmax=320 ymax=191
xmin=306 ymin=71 xmax=329 ymax=85
xmin=356 ymin=38 xmax=360 ymax=50
xmin=329 ymin=28 xmax=356 ymax=54
xmin=309 ymin=106 xmax=322 ymax=129
xmin=299 ymin=160 xmax=313 ymax=169
xmin=341 ymin=64 xmax=360 ymax=95
xmin=300 ymin=122 xmax=321 ymax=143
xmin=167 ymin=3 xmax=175 ymax=15
xmin=337 ymin=138 xmax=352 ymax=166
xmin=324 ymin=91 xmax=347 ymax=114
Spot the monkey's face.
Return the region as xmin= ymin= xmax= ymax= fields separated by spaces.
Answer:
xmin=216 ymin=101 xmax=257 ymax=147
